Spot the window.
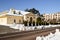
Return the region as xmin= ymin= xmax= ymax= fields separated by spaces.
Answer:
xmin=19 ymin=20 xmax=21 ymax=23
xmin=14 ymin=19 xmax=16 ymax=23
xmin=19 ymin=12 xmax=21 ymax=14
xmin=13 ymin=11 xmax=16 ymax=14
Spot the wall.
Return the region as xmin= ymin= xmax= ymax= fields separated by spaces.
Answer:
xmin=25 ymin=13 xmax=37 ymax=22
xmin=0 ymin=16 xmax=7 ymax=25
xmin=7 ymin=15 xmax=23 ymax=24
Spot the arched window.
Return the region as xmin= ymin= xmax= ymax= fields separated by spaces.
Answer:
xmin=14 ymin=19 xmax=16 ymax=23
xmin=19 ymin=20 xmax=21 ymax=23
xmin=30 ymin=17 xmax=32 ymax=23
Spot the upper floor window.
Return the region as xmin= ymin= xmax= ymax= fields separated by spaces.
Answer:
xmin=13 ymin=11 xmax=16 ymax=14
xmin=19 ymin=12 xmax=21 ymax=14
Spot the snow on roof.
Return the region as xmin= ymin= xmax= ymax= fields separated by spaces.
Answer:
xmin=8 ymin=9 xmax=30 ymax=16
xmin=0 ymin=9 xmax=30 ymax=16
xmin=7 ymin=13 xmax=23 ymax=16
xmin=15 ymin=10 xmax=30 ymax=15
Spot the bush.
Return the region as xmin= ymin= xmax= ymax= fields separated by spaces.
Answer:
xmin=24 ymin=21 xmax=28 ymax=26
xmin=29 ymin=21 xmax=31 ymax=26
xmin=36 ymin=22 xmax=38 ymax=26
xmin=33 ymin=21 xmax=35 ymax=26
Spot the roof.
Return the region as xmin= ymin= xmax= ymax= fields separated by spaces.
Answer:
xmin=15 ymin=10 xmax=30 ymax=15
xmin=0 ymin=9 xmax=30 ymax=16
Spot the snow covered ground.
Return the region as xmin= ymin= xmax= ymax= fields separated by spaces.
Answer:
xmin=6 ymin=24 xmax=35 ymax=31
xmin=1 ymin=24 xmax=60 ymax=31
xmin=36 ymin=29 xmax=60 ymax=40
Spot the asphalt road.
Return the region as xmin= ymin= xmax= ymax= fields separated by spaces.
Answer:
xmin=0 ymin=27 xmax=60 ymax=40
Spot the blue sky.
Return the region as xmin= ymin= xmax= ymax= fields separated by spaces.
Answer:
xmin=0 ymin=0 xmax=60 ymax=14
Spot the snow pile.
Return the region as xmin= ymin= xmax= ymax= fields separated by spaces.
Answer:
xmin=36 ymin=25 xmax=43 ymax=29
xmin=7 ymin=24 xmax=36 ymax=31
xmin=5 ymin=24 xmax=60 ymax=31
xmin=7 ymin=24 xmax=24 ymax=30
xmin=36 ymin=29 xmax=60 ymax=40
xmin=38 ymin=25 xmax=60 ymax=29
xmin=49 ymin=25 xmax=60 ymax=27
xmin=24 ymin=26 xmax=35 ymax=31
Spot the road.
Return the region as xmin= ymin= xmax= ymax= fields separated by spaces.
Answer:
xmin=0 ymin=26 xmax=60 ymax=40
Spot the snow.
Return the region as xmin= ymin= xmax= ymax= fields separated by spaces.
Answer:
xmin=36 ymin=29 xmax=60 ymax=40
xmin=8 ymin=24 xmax=60 ymax=31
xmin=7 ymin=13 xmax=23 ymax=16
xmin=36 ymin=25 xmax=44 ymax=29
xmin=36 ymin=25 xmax=60 ymax=29
xmin=7 ymin=24 xmax=24 ymax=29
xmin=6 ymin=24 xmax=35 ymax=31
xmin=0 ymin=9 xmax=30 ymax=16
xmin=14 ymin=10 xmax=30 ymax=15
xmin=9 ymin=9 xmax=30 ymax=15
xmin=1 ymin=23 xmax=60 ymax=31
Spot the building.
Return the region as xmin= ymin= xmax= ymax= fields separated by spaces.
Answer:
xmin=0 ymin=9 xmax=39 ymax=25
xmin=43 ymin=14 xmax=53 ymax=21
xmin=43 ymin=12 xmax=60 ymax=23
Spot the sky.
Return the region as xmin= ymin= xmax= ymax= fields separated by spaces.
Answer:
xmin=0 ymin=0 xmax=60 ymax=14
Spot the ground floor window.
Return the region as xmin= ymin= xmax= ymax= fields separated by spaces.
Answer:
xmin=14 ymin=19 xmax=16 ymax=23
xmin=19 ymin=20 xmax=21 ymax=24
